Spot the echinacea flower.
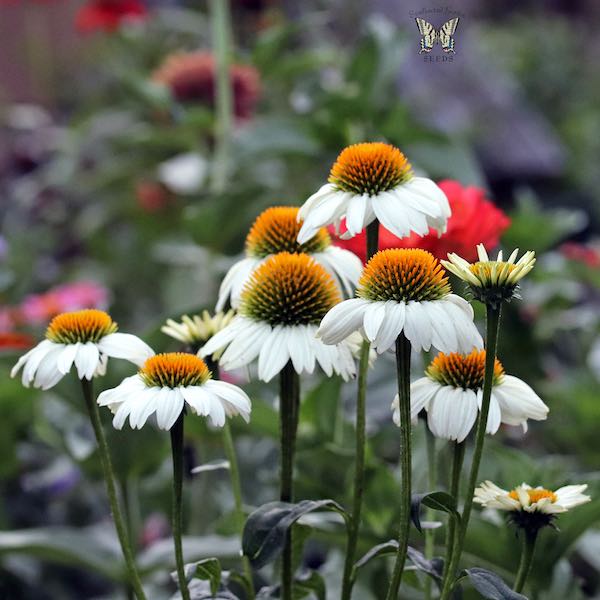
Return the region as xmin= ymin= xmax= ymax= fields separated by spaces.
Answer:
xmin=330 ymin=180 xmax=510 ymax=263
xmin=216 ymin=206 xmax=362 ymax=309
xmin=75 ymin=0 xmax=147 ymax=33
xmin=391 ymin=349 xmax=548 ymax=441
xmin=474 ymin=480 xmax=590 ymax=532
xmin=152 ymin=51 xmax=260 ymax=119
xmin=98 ymin=352 xmax=251 ymax=430
xmin=201 ymin=253 xmax=356 ymax=382
xmin=297 ymin=142 xmax=450 ymax=244
xmin=162 ymin=310 xmax=235 ymax=356
xmin=317 ymin=249 xmax=482 ymax=354
xmin=11 ymin=310 xmax=153 ymax=389
xmin=442 ymin=244 xmax=536 ymax=307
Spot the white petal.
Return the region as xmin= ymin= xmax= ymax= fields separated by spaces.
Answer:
xmin=56 ymin=343 xmax=80 ymax=375
xmin=98 ymin=333 xmax=154 ymax=367
xmin=363 ymin=302 xmax=387 ymax=341
xmin=258 ymin=326 xmax=291 ymax=382
xmin=216 ymin=257 xmax=259 ymax=311
xmin=155 ymin=388 xmax=185 ymax=430
xmin=74 ymin=343 xmax=100 ymax=380
xmin=317 ymin=299 xmax=369 ymax=345
xmin=374 ymin=302 xmax=406 ymax=352
xmin=33 ymin=346 xmax=65 ymax=390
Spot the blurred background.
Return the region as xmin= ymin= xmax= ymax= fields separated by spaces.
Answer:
xmin=1 ymin=0 xmax=600 ymax=598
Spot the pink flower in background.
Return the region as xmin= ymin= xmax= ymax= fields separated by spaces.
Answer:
xmin=330 ymin=180 xmax=510 ymax=263
xmin=19 ymin=281 xmax=110 ymax=324
xmin=75 ymin=0 xmax=147 ymax=33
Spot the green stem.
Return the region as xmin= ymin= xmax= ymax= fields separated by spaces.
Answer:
xmin=170 ymin=414 xmax=191 ymax=600
xmin=222 ymin=421 xmax=255 ymax=598
xmin=442 ymin=441 xmax=465 ymax=583
xmin=80 ymin=380 xmax=147 ymax=600
xmin=340 ymin=218 xmax=378 ymax=600
xmin=514 ymin=530 xmax=538 ymax=593
xmin=210 ymin=0 xmax=233 ymax=193
xmin=280 ymin=362 xmax=300 ymax=600
xmin=207 ymin=360 xmax=255 ymax=598
xmin=385 ymin=334 xmax=413 ymax=600
xmin=440 ymin=304 xmax=501 ymax=600
xmin=423 ymin=426 xmax=438 ymax=600
xmin=340 ymin=340 xmax=371 ymax=600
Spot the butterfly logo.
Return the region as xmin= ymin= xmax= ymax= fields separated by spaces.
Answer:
xmin=415 ymin=17 xmax=460 ymax=54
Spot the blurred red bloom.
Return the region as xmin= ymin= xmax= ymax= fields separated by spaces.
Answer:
xmin=0 ymin=332 xmax=35 ymax=352
xmin=19 ymin=281 xmax=109 ymax=325
xmin=75 ymin=0 xmax=147 ymax=33
xmin=330 ymin=180 xmax=510 ymax=263
xmin=135 ymin=180 xmax=172 ymax=213
xmin=152 ymin=51 xmax=260 ymax=119
xmin=560 ymin=242 xmax=600 ymax=269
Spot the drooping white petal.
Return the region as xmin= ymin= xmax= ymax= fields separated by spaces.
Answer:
xmin=317 ymin=299 xmax=369 ymax=345
xmin=32 ymin=346 xmax=65 ymax=390
xmin=74 ymin=342 xmax=100 ymax=380
xmin=56 ymin=343 xmax=80 ymax=375
xmin=374 ymin=302 xmax=406 ymax=353
xmin=155 ymin=387 xmax=185 ymax=430
xmin=216 ymin=256 xmax=261 ymax=311
xmin=204 ymin=380 xmax=251 ymax=422
xmin=363 ymin=302 xmax=387 ymax=341
xmin=258 ymin=326 xmax=291 ymax=382
xmin=16 ymin=340 xmax=58 ymax=386
xmin=98 ymin=333 xmax=154 ymax=367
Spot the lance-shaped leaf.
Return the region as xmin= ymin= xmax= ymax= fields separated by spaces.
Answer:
xmin=242 ymin=500 xmax=349 ymax=568
xmin=463 ymin=568 xmax=528 ymax=600
xmin=411 ymin=491 xmax=460 ymax=533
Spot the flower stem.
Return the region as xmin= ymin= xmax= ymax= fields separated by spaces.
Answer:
xmin=340 ymin=218 xmax=378 ymax=600
xmin=385 ymin=333 xmax=413 ymax=600
xmin=440 ymin=304 xmax=502 ymax=600
xmin=170 ymin=413 xmax=191 ymax=600
xmin=423 ymin=426 xmax=438 ymax=600
xmin=210 ymin=0 xmax=233 ymax=194
xmin=222 ymin=421 xmax=255 ymax=598
xmin=340 ymin=339 xmax=371 ymax=600
xmin=280 ymin=362 xmax=300 ymax=600
xmin=80 ymin=380 xmax=147 ymax=600
xmin=442 ymin=441 xmax=465 ymax=584
xmin=514 ymin=529 xmax=538 ymax=593
xmin=207 ymin=360 xmax=255 ymax=598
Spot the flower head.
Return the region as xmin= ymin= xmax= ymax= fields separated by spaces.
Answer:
xmin=475 ymin=480 xmax=590 ymax=532
xmin=11 ymin=309 xmax=153 ymax=389
xmin=162 ymin=310 xmax=235 ymax=347
xmin=392 ymin=349 xmax=548 ymax=442
xmin=442 ymin=245 xmax=536 ymax=307
xmin=330 ymin=180 xmax=510 ymax=263
xmin=318 ymin=249 xmax=482 ymax=354
xmin=152 ymin=51 xmax=260 ymax=119
xmin=75 ymin=0 xmax=147 ymax=33
xmin=297 ymin=142 xmax=450 ymax=244
xmin=216 ymin=206 xmax=362 ymax=310
xmin=98 ymin=352 xmax=251 ymax=430
xmin=201 ymin=253 xmax=356 ymax=382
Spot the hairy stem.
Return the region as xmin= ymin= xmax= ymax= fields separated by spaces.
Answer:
xmin=440 ymin=304 xmax=501 ymax=599
xmin=514 ymin=529 xmax=538 ymax=593
xmin=170 ymin=414 xmax=191 ymax=600
xmin=81 ymin=380 xmax=147 ymax=600
xmin=385 ymin=334 xmax=413 ymax=600
xmin=423 ymin=426 xmax=438 ymax=600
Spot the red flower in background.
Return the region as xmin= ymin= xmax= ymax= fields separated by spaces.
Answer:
xmin=75 ymin=0 xmax=147 ymax=33
xmin=0 ymin=332 xmax=35 ymax=352
xmin=560 ymin=242 xmax=600 ymax=269
xmin=152 ymin=51 xmax=260 ymax=119
xmin=330 ymin=180 xmax=510 ymax=263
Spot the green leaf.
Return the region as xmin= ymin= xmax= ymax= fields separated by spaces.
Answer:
xmin=183 ymin=558 xmax=222 ymax=596
xmin=242 ymin=500 xmax=349 ymax=568
xmin=354 ymin=540 xmax=399 ymax=570
xmin=463 ymin=568 xmax=528 ymax=600
xmin=411 ymin=491 xmax=460 ymax=533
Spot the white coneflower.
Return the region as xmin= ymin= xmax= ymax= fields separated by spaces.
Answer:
xmin=161 ymin=310 xmax=235 ymax=354
xmin=391 ymin=349 xmax=548 ymax=441
xmin=442 ymin=244 xmax=536 ymax=307
xmin=297 ymin=142 xmax=450 ymax=243
xmin=216 ymin=206 xmax=362 ymax=309
xmin=11 ymin=309 xmax=153 ymax=390
xmin=317 ymin=249 xmax=483 ymax=354
xmin=475 ymin=481 xmax=590 ymax=515
xmin=97 ymin=352 xmax=251 ymax=430
xmin=201 ymin=252 xmax=356 ymax=382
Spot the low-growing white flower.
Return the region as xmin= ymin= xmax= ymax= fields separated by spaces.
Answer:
xmin=11 ymin=309 xmax=153 ymax=390
xmin=392 ymin=349 xmax=548 ymax=442
xmin=98 ymin=352 xmax=251 ymax=430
